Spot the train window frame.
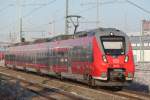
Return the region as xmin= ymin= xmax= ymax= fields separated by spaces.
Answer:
xmin=100 ymin=36 xmax=126 ymax=56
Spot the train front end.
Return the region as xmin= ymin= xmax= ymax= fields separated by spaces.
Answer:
xmin=92 ymin=29 xmax=135 ymax=86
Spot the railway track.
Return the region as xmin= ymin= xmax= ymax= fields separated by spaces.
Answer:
xmin=115 ymin=90 xmax=150 ymax=100
xmin=0 ymin=67 xmax=89 ymax=100
xmin=0 ymin=66 xmax=150 ymax=100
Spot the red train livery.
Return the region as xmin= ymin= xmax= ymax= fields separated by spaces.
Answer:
xmin=5 ymin=28 xmax=135 ymax=88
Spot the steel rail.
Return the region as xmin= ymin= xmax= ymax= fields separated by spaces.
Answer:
xmin=0 ymin=70 xmax=89 ymax=100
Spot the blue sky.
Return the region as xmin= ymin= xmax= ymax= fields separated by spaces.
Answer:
xmin=0 ymin=0 xmax=150 ymax=42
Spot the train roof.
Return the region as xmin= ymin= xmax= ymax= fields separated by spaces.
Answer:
xmin=9 ymin=34 xmax=75 ymax=47
xmin=9 ymin=27 xmax=128 ymax=47
xmin=75 ymin=27 xmax=128 ymax=37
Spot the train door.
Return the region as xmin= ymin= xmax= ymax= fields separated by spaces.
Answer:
xmin=51 ymin=48 xmax=69 ymax=74
xmin=36 ymin=49 xmax=49 ymax=74
xmin=70 ymin=45 xmax=93 ymax=80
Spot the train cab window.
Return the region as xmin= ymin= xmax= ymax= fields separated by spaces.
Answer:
xmin=49 ymin=49 xmax=53 ymax=56
xmin=101 ymin=36 xmax=125 ymax=55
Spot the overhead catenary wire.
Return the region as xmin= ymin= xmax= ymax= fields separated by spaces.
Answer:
xmin=0 ymin=0 xmax=57 ymax=42
xmin=125 ymin=0 xmax=150 ymax=14
xmin=23 ymin=2 xmax=65 ymax=28
xmin=0 ymin=4 xmax=12 ymax=13
xmin=78 ymin=0 xmax=127 ymax=26
xmin=80 ymin=0 xmax=125 ymax=6
xmin=1 ymin=0 xmax=150 ymax=42
xmin=0 ymin=4 xmax=14 ymax=16
xmin=23 ymin=0 xmax=57 ymax=18
xmin=21 ymin=0 xmax=58 ymax=32
xmin=125 ymin=0 xmax=150 ymax=62
xmin=20 ymin=0 xmax=57 ymax=41
xmin=0 ymin=0 xmax=124 ymax=34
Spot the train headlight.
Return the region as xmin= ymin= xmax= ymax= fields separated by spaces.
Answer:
xmin=125 ymin=55 xmax=129 ymax=63
xmin=126 ymin=72 xmax=134 ymax=80
xmin=128 ymin=73 xmax=133 ymax=78
xmin=60 ymin=58 xmax=64 ymax=62
xmin=101 ymin=72 xmax=107 ymax=78
xmin=102 ymin=55 xmax=107 ymax=63
xmin=65 ymin=58 xmax=68 ymax=62
xmin=110 ymin=32 xmax=114 ymax=36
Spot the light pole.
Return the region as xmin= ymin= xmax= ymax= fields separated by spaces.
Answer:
xmin=49 ymin=20 xmax=55 ymax=35
xmin=65 ymin=0 xmax=69 ymax=34
xmin=17 ymin=0 xmax=23 ymax=42
xmin=67 ymin=15 xmax=81 ymax=34
xmin=96 ymin=0 xmax=100 ymax=27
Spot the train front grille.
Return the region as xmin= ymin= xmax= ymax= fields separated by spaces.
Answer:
xmin=108 ymin=69 xmax=125 ymax=82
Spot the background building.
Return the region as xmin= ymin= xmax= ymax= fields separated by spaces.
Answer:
xmin=129 ymin=20 xmax=150 ymax=63
xmin=130 ymin=36 xmax=150 ymax=63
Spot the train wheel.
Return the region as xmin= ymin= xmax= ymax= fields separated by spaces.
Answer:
xmin=88 ymin=76 xmax=95 ymax=88
xmin=114 ymin=86 xmax=123 ymax=91
xmin=110 ymin=86 xmax=123 ymax=91
xmin=56 ymin=73 xmax=63 ymax=80
xmin=5 ymin=64 xmax=9 ymax=68
xmin=83 ymin=74 xmax=89 ymax=80
xmin=59 ymin=74 xmax=63 ymax=80
xmin=12 ymin=65 xmax=16 ymax=70
xmin=5 ymin=63 xmax=7 ymax=67
xmin=37 ymin=69 xmax=40 ymax=74
xmin=23 ymin=67 xmax=27 ymax=72
xmin=37 ymin=69 xmax=44 ymax=76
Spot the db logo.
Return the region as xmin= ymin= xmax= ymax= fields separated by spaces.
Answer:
xmin=113 ymin=59 xmax=119 ymax=64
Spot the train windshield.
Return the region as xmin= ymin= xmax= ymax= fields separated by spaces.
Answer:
xmin=101 ymin=36 xmax=125 ymax=55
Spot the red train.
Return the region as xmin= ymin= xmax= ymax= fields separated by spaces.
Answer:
xmin=5 ymin=28 xmax=135 ymax=88
xmin=0 ymin=52 xmax=4 ymax=60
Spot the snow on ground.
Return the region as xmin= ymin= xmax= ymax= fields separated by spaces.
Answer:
xmin=127 ymin=63 xmax=150 ymax=93
xmin=0 ymin=80 xmax=36 ymax=100
xmin=0 ymin=60 xmax=150 ymax=93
